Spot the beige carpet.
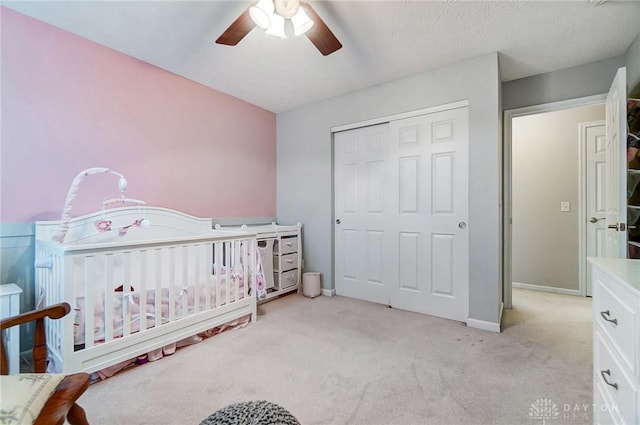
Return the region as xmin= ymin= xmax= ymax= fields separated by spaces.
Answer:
xmin=79 ymin=288 xmax=593 ymax=425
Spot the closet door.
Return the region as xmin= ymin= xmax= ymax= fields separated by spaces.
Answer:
xmin=334 ymin=124 xmax=391 ymax=304
xmin=334 ymin=106 xmax=469 ymax=323
xmin=388 ymin=107 xmax=469 ymax=322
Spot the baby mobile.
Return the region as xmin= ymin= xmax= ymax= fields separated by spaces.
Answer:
xmin=52 ymin=167 xmax=149 ymax=243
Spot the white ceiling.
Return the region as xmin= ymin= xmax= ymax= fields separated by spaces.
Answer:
xmin=3 ymin=0 xmax=640 ymax=113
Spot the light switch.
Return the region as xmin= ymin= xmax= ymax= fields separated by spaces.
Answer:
xmin=561 ymin=201 xmax=571 ymax=212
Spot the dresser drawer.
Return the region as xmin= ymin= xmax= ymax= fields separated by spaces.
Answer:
xmin=276 ymin=237 xmax=298 ymax=255
xmin=594 ymin=274 xmax=639 ymax=376
xmin=276 ymin=269 xmax=298 ymax=289
xmin=594 ymin=378 xmax=619 ymax=425
xmin=275 ymin=253 xmax=298 ymax=272
xmin=595 ymin=331 xmax=639 ymax=425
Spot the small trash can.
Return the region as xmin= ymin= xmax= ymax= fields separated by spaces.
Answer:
xmin=302 ymin=272 xmax=321 ymax=298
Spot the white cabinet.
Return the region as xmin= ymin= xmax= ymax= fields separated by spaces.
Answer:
xmin=216 ymin=223 xmax=302 ymax=301
xmin=589 ymin=258 xmax=640 ymax=425
xmin=1 ymin=283 xmax=23 ymax=374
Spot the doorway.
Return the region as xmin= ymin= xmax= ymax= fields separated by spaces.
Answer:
xmin=503 ymin=94 xmax=606 ymax=309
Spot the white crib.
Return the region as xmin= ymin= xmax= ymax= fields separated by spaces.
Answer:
xmin=34 ymin=207 xmax=257 ymax=374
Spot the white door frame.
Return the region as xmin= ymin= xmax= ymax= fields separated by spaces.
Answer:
xmin=503 ymin=93 xmax=606 ymax=309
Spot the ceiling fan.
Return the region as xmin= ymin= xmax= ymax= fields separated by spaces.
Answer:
xmin=216 ymin=0 xmax=342 ymax=56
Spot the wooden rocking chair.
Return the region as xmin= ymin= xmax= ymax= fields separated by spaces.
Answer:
xmin=0 ymin=302 xmax=90 ymax=425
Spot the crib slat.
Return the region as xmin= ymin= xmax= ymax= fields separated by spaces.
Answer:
xmin=225 ymin=241 xmax=231 ymax=306
xmin=122 ymin=251 xmax=131 ymax=338
xmin=243 ymin=239 xmax=250 ymax=298
xmin=214 ymin=242 xmax=222 ymax=308
xmin=193 ymin=243 xmax=200 ymax=314
xmin=104 ymin=254 xmax=114 ymax=343
xmin=234 ymin=241 xmax=240 ymax=302
xmin=84 ymin=256 xmax=95 ymax=349
xmin=154 ymin=248 xmax=162 ymax=329
xmin=205 ymin=242 xmax=213 ymax=311
xmin=168 ymin=247 xmax=175 ymax=323
xmin=139 ymin=250 xmax=147 ymax=333
xmin=181 ymin=245 xmax=188 ymax=319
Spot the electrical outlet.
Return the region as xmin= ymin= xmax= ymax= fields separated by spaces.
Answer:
xmin=561 ymin=201 xmax=571 ymax=212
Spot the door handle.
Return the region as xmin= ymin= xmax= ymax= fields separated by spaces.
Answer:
xmin=458 ymin=222 xmax=467 ymax=229
xmin=607 ymin=223 xmax=627 ymax=231
xmin=336 ymin=219 xmax=341 ymax=225
xmin=600 ymin=369 xmax=619 ymax=391
xmin=589 ymin=217 xmax=605 ymax=223
xmin=600 ymin=310 xmax=618 ymax=326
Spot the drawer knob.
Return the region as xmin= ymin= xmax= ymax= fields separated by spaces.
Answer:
xmin=600 ymin=310 xmax=618 ymax=326
xmin=600 ymin=369 xmax=619 ymax=391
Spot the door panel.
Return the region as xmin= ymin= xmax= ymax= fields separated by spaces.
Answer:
xmin=399 ymin=157 xmax=420 ymax=212
xmin=334 ymin=124 xmax=390 ymax=304
xmin=605 ymin=67 xmax=628 ymax=258
xmin=388 ymin=107 xmax=469 ymax=322
xmin=431 ymin=233 xmax=455 ymax=296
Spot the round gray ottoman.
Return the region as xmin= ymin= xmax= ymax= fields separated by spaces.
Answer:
xmin=200 ymin=400 xmax=300 ymax=425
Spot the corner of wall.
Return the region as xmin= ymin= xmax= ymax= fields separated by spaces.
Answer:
xmin=627 ymin=31 xmax=640 ymax=97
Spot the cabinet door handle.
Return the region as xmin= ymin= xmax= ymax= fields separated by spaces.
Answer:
xmin=600 ymin=369 xmax=619 ymax=391
xmin=285 ymin=242 xmax=293 ymax=247
xmin=600 ymin=310 xmax=618 ymax=326
xmin=285 ymin=259 xmax=294 ymax=263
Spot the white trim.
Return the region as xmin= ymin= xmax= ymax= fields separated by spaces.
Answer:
xmin=321 ymin=288 xmax=336 ymax=297
xmin=512 ymin=282 xmax=581 ymax=296
xmin=499 ymin=301 xmax=504 ymax=325
xmin=503 ymin=93 xmax=607 ymax=309
xmin=505 ymin=94 xmax=606 ymax=120
xmin=331 ymin=100 xmax=469 ymax=133
xmin=467 ymin=318 xmax=501 ymax=333
xmin=212 ymin=217 xmax=277 ymax=227
xmin=578 ymin=120 xmax=606 ymax=297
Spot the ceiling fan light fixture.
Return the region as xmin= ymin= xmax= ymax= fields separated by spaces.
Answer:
xmin=265 ymin=12 xmax=287 ymax=38
xmin=249 ymin=0 xmax=274 ymax=29
xmin=291 ymin=6 xmax=314 ymax=36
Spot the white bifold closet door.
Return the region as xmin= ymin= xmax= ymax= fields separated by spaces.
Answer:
xmin=334 ymin=106 xmax=469 ymax=322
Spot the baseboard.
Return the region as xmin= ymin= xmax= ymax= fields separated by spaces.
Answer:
xmin=467 ymin=318 xmax=501 ymax=333
xmin=321 ymin=288 xmax=336 ymax=297
xmin=512 ymin=282 xmax=581 ymax=296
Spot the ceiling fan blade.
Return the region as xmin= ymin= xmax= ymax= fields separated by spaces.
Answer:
xmin=300 ymin=2 xmax=342 ymax=56
xmin=216 ymin=7 xmax=256 ymax=46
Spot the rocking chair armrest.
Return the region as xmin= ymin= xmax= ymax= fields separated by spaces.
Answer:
xmin=1 ymin=302 xmax=71 ymax=375
xmin=34 ymin=373 xmax=90 ymax=425
xmin=0 ymin=302 xmax=71 ymax=330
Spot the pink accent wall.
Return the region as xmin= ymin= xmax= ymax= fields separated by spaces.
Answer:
xmin=1 ymin=7 xmax=276 ymax=223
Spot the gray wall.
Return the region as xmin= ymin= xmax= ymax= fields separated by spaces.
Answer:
xmin=627 ymin=32 xmax=640 ymax=97
xmin=512 ymin=104 xmax=604 ymax=291
xmin=502 ymin=55 xmax=626 ymax=111
xmin=277 ymin=52 xmax=502 ymax=325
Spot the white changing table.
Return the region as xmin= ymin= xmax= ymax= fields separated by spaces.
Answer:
xmin=215 ymin=223 xmax=302 ymax=302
